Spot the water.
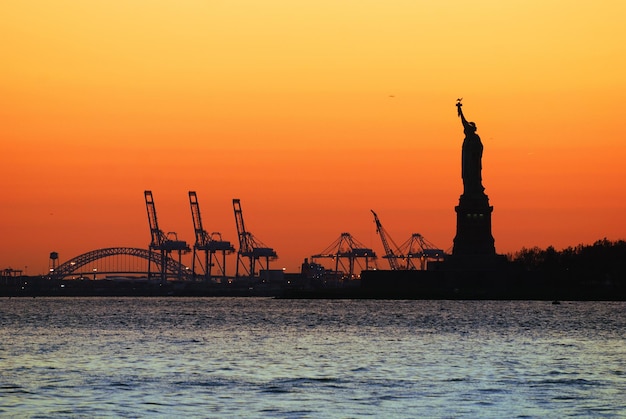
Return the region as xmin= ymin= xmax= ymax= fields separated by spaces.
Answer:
xmin=1 ymin=298 xmax=625 ymax=418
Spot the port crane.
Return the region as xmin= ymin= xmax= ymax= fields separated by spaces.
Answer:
xmin=311 ymin=232 xmax=377 ymax=279
xmin=371 ymin=210 xmax=403 ymax=270
xmin=398 ymin=233 xmax=446 ymax=270
xmin=144 ymin=190 xmax=190 ymax=281
xmin=232 ymin=199 xmax=277 ymax=278
xmin=188 ymin=191 xmax=235 ymax=281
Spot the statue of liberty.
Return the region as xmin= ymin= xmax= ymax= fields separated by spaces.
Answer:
xmin=456 ymin=99 xmax=484 ymax=196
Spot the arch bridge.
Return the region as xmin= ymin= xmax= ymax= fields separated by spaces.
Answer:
xmin=49 ymin=247 xmax=193 ymax=281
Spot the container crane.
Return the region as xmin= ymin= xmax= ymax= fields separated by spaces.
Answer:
xmin=144 ymin=190 xmax=190 ymax=281
xmin=371 ymin=210 xmax=403 ymax=270
xmin=311 ymin=232 xmax=377 ymax=279
xmin=398 ymin=233 xmax=446 ymax=270
xmin=188 ymin=191 xmax=235 ymax=281
xmin=232 ymin=199 xmax=277 ymax=278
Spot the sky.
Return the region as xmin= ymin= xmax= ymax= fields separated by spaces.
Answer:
xmin=2 ymin=0 xmax=626 ymax=275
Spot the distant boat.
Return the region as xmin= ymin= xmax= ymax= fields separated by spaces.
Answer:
xmin=552 ymin=300 xmax=561 ymax=305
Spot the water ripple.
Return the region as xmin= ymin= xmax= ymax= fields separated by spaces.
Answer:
xmin=1 ymin=298 xmax=624 ymax=418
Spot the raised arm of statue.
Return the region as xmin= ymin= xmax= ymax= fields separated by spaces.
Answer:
xmin=456 ymin=99 xmax=470 ymax=129
xmin=460 ymin=109 xmax=469 ymax=128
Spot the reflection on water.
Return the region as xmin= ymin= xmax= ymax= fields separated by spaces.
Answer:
xmin=1 ymin=298 xmax=625 ymax=417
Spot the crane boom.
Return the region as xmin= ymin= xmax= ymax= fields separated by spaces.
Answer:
xmin=189 ymin=191 xmax=208 ymax=247
xmin=232 ymin=198 xmax=277 ymax=277
xmin=233 ymin=198 xmax=252 ymax=254
xmin=371 ymin=210 xmax=402 ymax=270
xmin=144 ymin=190 xmax=190 ymax=281
xmin=188 ymin=191 xmax=234 ymax=279
xmin=145 ymin=190 xmax=167 ymax=247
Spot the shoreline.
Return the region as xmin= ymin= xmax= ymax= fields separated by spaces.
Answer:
xmin=2 ymin=272 xmax=624 ymax=301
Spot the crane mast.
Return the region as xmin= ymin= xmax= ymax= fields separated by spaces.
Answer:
xmin=232 ymin=199 xmax=277 ymax=278
xmin=188 ymin=191 xmax=234 ymax=280
xmin=371 ymin=210 xmax=402 ymax=270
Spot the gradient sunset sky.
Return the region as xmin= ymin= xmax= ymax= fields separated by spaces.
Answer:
xmin=2 ymin=1 xmax=625 ymax=275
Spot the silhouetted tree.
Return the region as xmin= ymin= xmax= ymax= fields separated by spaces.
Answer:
xmin=509 ymin=239 xmax=626 ymax=288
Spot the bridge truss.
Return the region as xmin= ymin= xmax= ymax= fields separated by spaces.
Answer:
xmin=49 ymin=247 xmax=193 ymax=281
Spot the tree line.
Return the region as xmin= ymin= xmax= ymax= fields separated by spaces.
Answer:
xmin=507 ymin=238 xmax=626 ymax=287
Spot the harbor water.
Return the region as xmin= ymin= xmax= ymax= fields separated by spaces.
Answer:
xmin=1 ymin=298 xmax=625 ymax=417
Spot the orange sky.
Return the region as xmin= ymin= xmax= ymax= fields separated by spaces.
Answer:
xmin=2 ymin=1 xmax=625 ymax=275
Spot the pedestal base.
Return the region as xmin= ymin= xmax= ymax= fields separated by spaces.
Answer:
xmin=452 ymin=192 xmax=496 ymax=257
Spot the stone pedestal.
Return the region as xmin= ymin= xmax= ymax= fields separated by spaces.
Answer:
xmin=452 ymin=192 xmax=496 ymax=257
